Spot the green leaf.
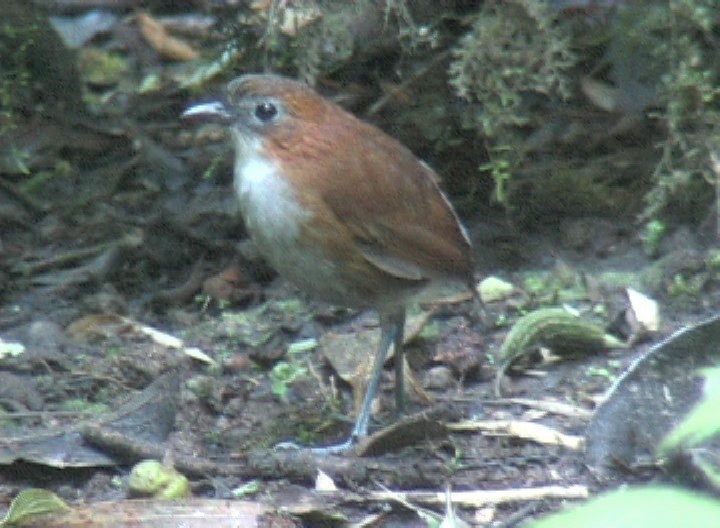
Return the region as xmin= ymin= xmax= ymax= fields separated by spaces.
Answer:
xmin=1 ymin=488 xmax=69 ymax=527
xmin=526 ymin=487 xmax=720 ymax=528
xmin=657 ymin=367 xmax=720 ymax=457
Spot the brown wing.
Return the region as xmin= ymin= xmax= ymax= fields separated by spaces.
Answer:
xmin=318 ymin=115 xmax=474 ymax=284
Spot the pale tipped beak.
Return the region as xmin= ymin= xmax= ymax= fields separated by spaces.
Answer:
xmin=181 ymin=101 xmax=233 ymax=123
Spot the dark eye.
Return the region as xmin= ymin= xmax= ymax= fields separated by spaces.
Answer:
xmin=254 ymin=102 xmax=278 ymax=122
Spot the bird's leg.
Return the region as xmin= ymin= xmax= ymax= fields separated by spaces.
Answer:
xmin=469 ymin=280 xmax=486 ymax=327
xmin=390 ymin=310 xmax=406 ymax=417
xmin=350 ymin=308 xmax=406 ymax=441
xmin=276 ymin=308 xmax=406 ymax=454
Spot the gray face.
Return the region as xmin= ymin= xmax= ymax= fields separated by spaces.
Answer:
xmin=226 ymin=92 xmax=287 ymax=138
xmin=182 ymin=95 xmax=287 ymax=137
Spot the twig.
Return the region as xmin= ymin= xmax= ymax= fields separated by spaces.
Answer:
xmin=368 ymin=484 xmax=589 ymax=507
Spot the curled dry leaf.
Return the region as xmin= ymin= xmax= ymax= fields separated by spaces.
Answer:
xmin=137 ymin=12 xmax=199 ymax=61
xmin=625 ymin=287 xmax=660 ymax=338
xmin=315 ymin=469 xmax=337 ymax=492
xmin=494 ymin=307 xmax=626 ymax=397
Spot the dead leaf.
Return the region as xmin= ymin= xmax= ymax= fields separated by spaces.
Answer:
xmin=581 ymin=76 xmax=617 ymax=112
xmin=67 ymin=313 xmax=132 ymax=343
xmin=320 ymin=312 xmax=432 ymax=416
xmin=0 ymin=372 xmax=179 ymax=469
xmin=137 ymin=12 xmax=199 ymax=61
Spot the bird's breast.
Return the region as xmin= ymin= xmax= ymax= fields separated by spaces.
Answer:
xmin=233 ymin=151 xmax=349 ymax=300
xmin=233 ymin=151 xmax=313 ymax=262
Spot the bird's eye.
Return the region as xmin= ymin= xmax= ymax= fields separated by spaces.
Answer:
xmin=254 ymin=102 xmax=278 ymax=122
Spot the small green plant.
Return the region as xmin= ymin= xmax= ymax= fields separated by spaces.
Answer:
xmin=269 ymin=360 xmax=308 ymax=401
xmin=104 ymin=345 xmax=125 ymax=361
xmin=479 ymin=153 xmax=513 ymax=205
xmin=447 ymin=444 xmax=467 ymax=474
xmin=585 ymin=365 xmax=614 ymax=381
xmin=668 ymin=273 xmax=703 ymax=297
xmin=641 ymin=220 xmax=666 ymax=258
xmin=204 ymin=426 xmax=223 ymax=442
xmin=658 ymin=366 xmax=720 ymax=457
xmin=295 ymin=427 xmax=320 ymax=446
xmin=231 ymin=480 xmax=261 ymax=499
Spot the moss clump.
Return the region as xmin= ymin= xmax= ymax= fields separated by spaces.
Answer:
xmin=448 ymin=0 xmax=576 ymax=205
xmin=642 ymin=0 xmax=720 ymax=223
xmin=0 ymin=18 xmax=38 ymax=135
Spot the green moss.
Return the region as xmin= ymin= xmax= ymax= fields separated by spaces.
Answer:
xmin=449 ymin=0 xmax=576 ymax=206
xmin=642 ymin=0 xmax=720 ymax=222
xmin=641 ymin=220 xmax=667 ymax=258
xmin=596 ymin=271 xmax=644 ymax=291
xmin=77 ymin=48 xmax=129 ymax=87
xmin=0 ymin=20 xmax=38 ymax=135
xmin=519 ymin=268 xmax=589 ymax=306
xmin=705 ymin=249 xmax=720 ymax=271
xmin=668 ymin=273 xmax=703 ymax=297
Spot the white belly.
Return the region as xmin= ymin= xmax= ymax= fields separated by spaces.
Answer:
xmin=233 ymin=150 xmax=349 ymax=301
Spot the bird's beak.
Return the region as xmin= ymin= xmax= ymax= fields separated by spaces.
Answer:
xmin=181 ymin=101 xmax=233 ymax=123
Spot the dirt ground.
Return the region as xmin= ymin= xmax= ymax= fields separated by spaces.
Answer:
xmin=2 ymin=4 xmax=720 ymax=527
xmin=3 ymin=182 xmax=712 ymax=526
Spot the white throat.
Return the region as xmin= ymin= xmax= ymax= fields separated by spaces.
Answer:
xmin=233 ymin=138 xmax=310 ymax=253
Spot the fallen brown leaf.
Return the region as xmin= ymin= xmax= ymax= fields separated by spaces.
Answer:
xmin=137 ymin=12 xmax=199 ymax=61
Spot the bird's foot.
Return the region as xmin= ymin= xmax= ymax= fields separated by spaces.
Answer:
xmin=275 ymin=436 xmax=357 ymax=455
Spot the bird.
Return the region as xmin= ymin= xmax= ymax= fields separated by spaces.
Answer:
xmin=183 ymin=73 xmax=477 ymax=453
